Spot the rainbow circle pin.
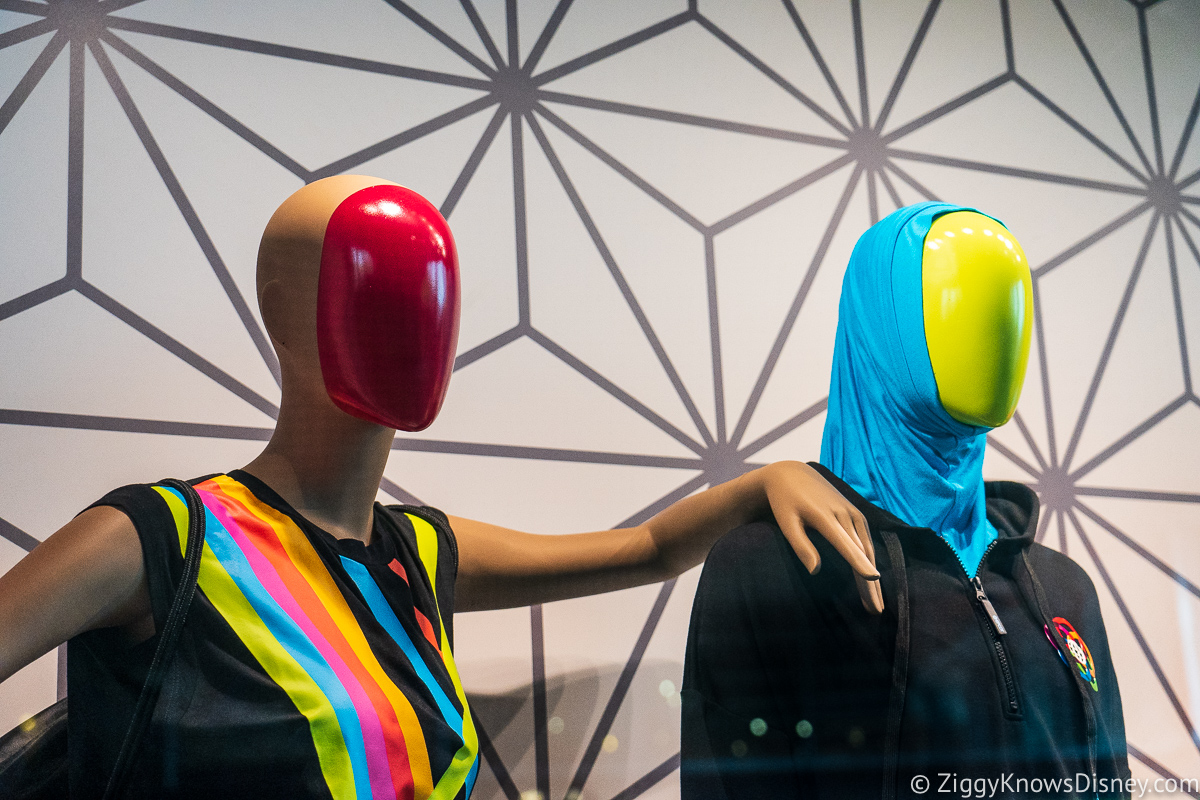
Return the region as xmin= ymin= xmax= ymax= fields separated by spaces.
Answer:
xmin=1044 ymin=617 xmax=1098 ymax=692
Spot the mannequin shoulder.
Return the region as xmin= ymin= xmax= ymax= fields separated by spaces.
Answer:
xmin=24 ymin=502 xmax=146 ymax=607
xmin=1025 ymin=541 xmax=1097 ymax=594
xmin=0 ymin=504 xmax=150 ymax=683
xmin=704 ymin=519 xmax=789 ymax=569
xmin=697 ymin=520 xmax=799 ymax=606
xmin=62 ymin=504 xmax=142 ymax=554
xmin=7 ymin=505 xmax=144 ymax=593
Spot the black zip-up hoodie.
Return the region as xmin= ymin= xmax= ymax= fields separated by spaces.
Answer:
xmin=680 ymin=465 xmax=1131 ymax=799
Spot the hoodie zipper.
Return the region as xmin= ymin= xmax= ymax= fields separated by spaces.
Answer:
xmin=973 ymin=576 xmax=1020 ymax=715
xmin=941 ymin=539 xmax=1021 ymax=716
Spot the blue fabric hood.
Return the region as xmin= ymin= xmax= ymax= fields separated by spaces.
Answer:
xmin=819 ymin=202 xmax=997 ymax=576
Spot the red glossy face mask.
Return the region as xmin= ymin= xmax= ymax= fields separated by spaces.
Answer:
xmin=317 ymin=184 xmax=460 ymax=431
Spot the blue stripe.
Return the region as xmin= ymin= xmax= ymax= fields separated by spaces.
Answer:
xmin=466 ymin=752 xmax=480 ymax=797
xmin=340 ymin=557 xmax=464 ymax=735
xmin=179 ymin=489 xmax=374 ymax=800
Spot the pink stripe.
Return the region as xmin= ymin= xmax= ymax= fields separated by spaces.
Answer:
xmin=200 ymin=488 xmax=397 ymax=799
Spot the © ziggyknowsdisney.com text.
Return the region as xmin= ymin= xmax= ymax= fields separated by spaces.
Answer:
xmin=909 ymin=772 xmax=1197 ymax=797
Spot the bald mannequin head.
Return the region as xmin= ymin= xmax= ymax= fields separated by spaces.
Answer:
xmin=258 ymin=175 xmax=396 ymax=379
xmin=257 ymin=175 xmax=460 ymax=432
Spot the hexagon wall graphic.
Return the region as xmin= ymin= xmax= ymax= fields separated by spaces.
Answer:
xmin=0 ymin=1 xmax=1198 ymax=798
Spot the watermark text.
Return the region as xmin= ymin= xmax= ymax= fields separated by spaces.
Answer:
xmin=908 ymin=772 xmax=1198 ymax=797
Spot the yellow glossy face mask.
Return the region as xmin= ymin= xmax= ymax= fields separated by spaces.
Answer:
xmin=922 ymin=211 xmax=1034 ymax=428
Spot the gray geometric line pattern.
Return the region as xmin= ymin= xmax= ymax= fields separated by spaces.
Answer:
xmin=0 ymin=515 xmax=37 ymax=553
xmin=0 ymin=0 xmax=1198 ymax=797
xmin=1128 ymin=743 xmax=1200 ymax=800
xmin=1071 ymin=512 xmax=1200 ymax=758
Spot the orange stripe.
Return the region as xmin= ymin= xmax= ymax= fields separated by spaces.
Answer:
xmin=414 ymin=610 xmax=441 ymax=654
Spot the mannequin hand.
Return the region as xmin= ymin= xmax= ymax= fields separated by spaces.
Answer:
xmin=452 ymin=460 xmax=883 ymax=613
xmin=761 ymin=461 xmax=883 ymax=614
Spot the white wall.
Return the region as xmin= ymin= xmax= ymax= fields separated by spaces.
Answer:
xmin=1 ymin=1 xmax=1198 ymax=798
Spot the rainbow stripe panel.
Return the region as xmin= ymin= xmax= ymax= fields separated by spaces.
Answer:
xmin=153 ymin=476 xmax=479 ymax=800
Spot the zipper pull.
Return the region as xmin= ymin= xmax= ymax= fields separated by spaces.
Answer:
xmin=972 ymin=577 xmax=1008 ymax=635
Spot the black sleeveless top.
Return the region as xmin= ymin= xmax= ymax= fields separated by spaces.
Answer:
xmin=69 ymin=471 xmax=479 ymax=799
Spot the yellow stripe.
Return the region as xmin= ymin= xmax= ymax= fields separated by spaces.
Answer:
xmin=209 ymin=476 xmax=435 ymax=799
xmin=414 ymin=515 xmax=439 ymax=603
xmin=153 ymin=485 xmax=358 ymax=800
xmin=406 ymin=513 xmax=480 ymax=800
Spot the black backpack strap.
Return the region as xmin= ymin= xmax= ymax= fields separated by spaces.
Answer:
xmin=101 ymin=478 xmax=206 ymax=799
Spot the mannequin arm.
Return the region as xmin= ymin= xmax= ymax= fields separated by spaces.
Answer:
xmin=0 ymin=506 xmax=152 ymax=684
xmin=453 ymin=460 xmax=882 ymax=614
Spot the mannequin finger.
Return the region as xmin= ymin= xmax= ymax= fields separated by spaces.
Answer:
xmin=854 ymin=574 xmax=885 ymax=615
xmin=820 ymin=513 xmax=880 ymax=579
xmin=847 ymin=507 xmax=876 ymax=568
xmin=854 ymin=574 xmax=872 ymax=613
xmin=843 ymin=509 xmax=883 ymax=612
xmin=778 ymin=516 xmax=821 ymax=574
xmin=863 ymin=577 xmax=884 ymax=614
xmin=835 ymin=508 xmax=874 ymax=572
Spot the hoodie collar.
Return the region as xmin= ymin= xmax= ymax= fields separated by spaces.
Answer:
xmin=809 ymin=462 xmax=1040 ymax=570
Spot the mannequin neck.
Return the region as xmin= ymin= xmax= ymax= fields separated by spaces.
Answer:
xmin=242 ymin=380 xmax=395 ymax=545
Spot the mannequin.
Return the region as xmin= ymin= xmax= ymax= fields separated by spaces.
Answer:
xmin=0 ymin=176 xmax=883 ymax=799
xmin=681 ymin=203 xmax=1130 ymax=799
